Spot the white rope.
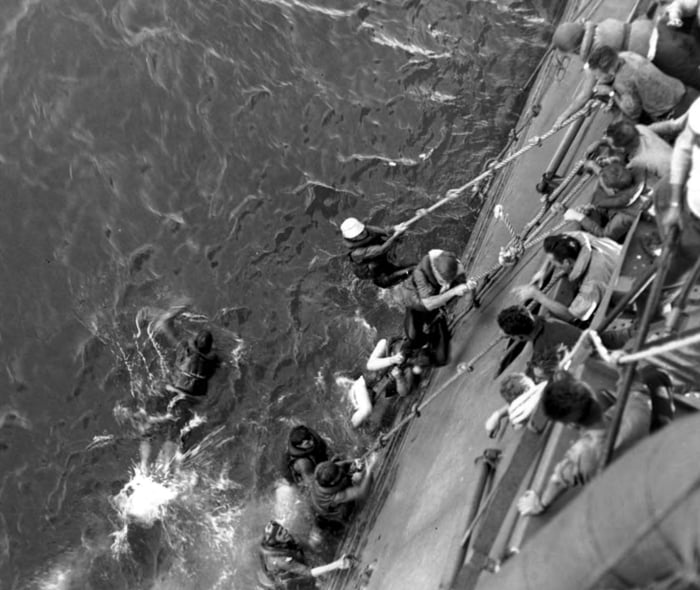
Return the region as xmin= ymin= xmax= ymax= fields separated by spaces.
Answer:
xmin=618 ymin=329 xmax=700 ymax=364
xmin=398 ymin=102 xmax=599 ymax=231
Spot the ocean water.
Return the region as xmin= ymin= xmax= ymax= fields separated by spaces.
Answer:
xmin=0 ymin=0 xmax=553 ymax=588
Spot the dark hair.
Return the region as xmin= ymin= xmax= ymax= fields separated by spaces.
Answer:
xmin=600 ymin=162 xmax=633 ymax=190
xmin=543 ymin=234 xmax=581 ymax=264
xmin=289 ymin=425 xmax=312 ymax=447
xmin=606 ymin=119 xmax=639 ymax=151
xmin=315 ymin=461 xmax=344 ymax=487
xmin=587 ymin=45 xmax=618 ymax=72
xmin=497 ymin=305 xmax=535 ymax=337
xmin=433 ymin=251 xmax=461 ymax=283
xmin=194 ymin=330 xmax=213 ymax=354
xmin=541 ymin=371 xmax=595 ymax=423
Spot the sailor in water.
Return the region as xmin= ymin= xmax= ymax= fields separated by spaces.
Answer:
xmin=340 ymin=217 xmax=415 ymax=288
xmin=258 ymin=520 xmax=354 ymax=589
xmin=310 ymin=454 xmax=377 ymax=529
xmin=281 ymin=425 xmax=330 ymax=487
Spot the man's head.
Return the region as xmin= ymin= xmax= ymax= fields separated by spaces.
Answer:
xmin=194 ymin=330 xmax=213 ymax=354
xmin=341 ymin=217 xmax=366 ymax=241
xmin=315 ymin=461 xmax=345 ymax=488
xmin=541 ymin=371 xmax=596 ymax=426
xmin=543 ymin=234 xmax=581 ymax=274
xmin=587 ymin=45 xmax=619 ymax=79
xmin=552 ymin=22 xmax=585 ymax=54
xmin=600 ymin=162 xmax=634 ymax=191
xmin=289 ymin=425 xmax=315 ymax=450
xmin=431 ymin=250 xmax=464 ymax=286
xmin=605 ymin=119 xmax=640 ymax=152
xmin=497 ymin=305 xmax=536 ymax=340
xmin=499 ymin=373 xmax=536 ymax=404
xmin=262 ymin=520 xmax=292 ymax=547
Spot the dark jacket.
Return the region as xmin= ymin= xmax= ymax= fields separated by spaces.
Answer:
xmin=172 ymin=339 xmax=218 ymax=396
xmin=344 ymin=225 xmax=393 ymax=280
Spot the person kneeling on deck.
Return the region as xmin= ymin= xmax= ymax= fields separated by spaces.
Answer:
xmin=281 ymin=425 xmax=330 ymax=487
xmin=496 ymin=305 xmax=632 ymax=382
xmin=341 ymin=217 xmax=414 ymax=288
xmin=586 ymin=45 xmax=699 ymax=123
xmin=563 ymin=161 xmax=652 ymax=243
xmin=517 ymin=367 xmax=674 ymax=516
xmin=349 ymin=336 xmax=420 ymax=429
xmin=398 ymin=249 xmax=475 ymax=357
xmin=258 ymin=520 xmax=353 ymax=589
xmin=601 ymin=119 xmax=672 ymax=179
xmin=310 ymin=454 xmax=376 ymax=528
xmin=513 ymin=232 xmax=621 ymax=325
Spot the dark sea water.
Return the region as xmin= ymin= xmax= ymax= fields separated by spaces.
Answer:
xmin=0 ymin=0 xmax=554 ymax=588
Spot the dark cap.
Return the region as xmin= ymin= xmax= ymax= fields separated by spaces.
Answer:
xmin=289 ymin=425 xmax=312 ymax=447
xmin=315 ymin=461 xmax=344 ymax=487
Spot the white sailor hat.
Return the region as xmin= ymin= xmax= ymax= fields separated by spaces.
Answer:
xmin=340 ymin=217 xmax=366 ymax=240
xmin=688 ymin=98 xmax=700 ymax=135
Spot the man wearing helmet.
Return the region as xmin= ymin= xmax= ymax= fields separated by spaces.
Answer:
xmin=340 ymin=217 xmax=414 ymax=288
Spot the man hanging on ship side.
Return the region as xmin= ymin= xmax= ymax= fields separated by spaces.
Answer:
xmin=340 ymin=217 xmax=415 ymax=288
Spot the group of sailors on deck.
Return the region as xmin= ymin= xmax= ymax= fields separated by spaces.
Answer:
xmin=133 ymin=2 xmax=700 ymax=588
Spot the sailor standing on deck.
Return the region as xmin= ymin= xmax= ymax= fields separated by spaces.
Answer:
xmin=340 ymin=217 xmax=415 ymax=288
xmin=656 ymin=97 xmax=700 ymax=287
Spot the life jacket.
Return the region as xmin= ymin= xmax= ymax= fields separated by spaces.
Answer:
xmin=344 ymin=228 xmax=392 ymax=280
xmin=258 ymin=544 xmax=316 ymax=590
xmin=172 ymin=339 xmax=217 ymax=396
xmin=310 ymin=466 xmax=353 ymax=521
xmin=282 ymin=430 xmax=328 ymax=485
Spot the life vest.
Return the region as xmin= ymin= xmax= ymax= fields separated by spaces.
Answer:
xmin=258 ymin=544 xmax=316 ymax=590
xmin=344 ymin=228 xmax=392 ymax=280
xmin=282 ymin=430 xmax=328 ymax=485
xmin=310 ymin=467 xmax=353 ymax=521
xmin=172 ymin=339 xmax=217 ymax=396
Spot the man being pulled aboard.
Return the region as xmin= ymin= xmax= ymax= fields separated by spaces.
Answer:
xmin=258 ymin=520 xmax=354 ymax=589
xmin=340 ymin=217 xmax=414 ymax=288
xmin=517 ymin=367 xmax=674 ymax=516
xmin=349 ymin=335 xmax=422 ymax=429
xmin=398 ymin=249 xmax=476 ymax=362
xmin=281 ymin=425 xmax=329 ymax=487
xmin=310 ymin=453 xmax=377 ymax=528
xmin=513 ymin=232 xmax=621 ymax=326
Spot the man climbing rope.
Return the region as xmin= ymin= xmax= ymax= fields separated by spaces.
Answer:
xmin=340 ymin=217 xmax=415 ymax=288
